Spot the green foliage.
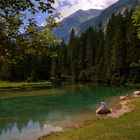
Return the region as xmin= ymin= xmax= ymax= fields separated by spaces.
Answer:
xmin=0 ymin=62 xmax=11 ymax=80
xmin=0 ymin=0 xmax=61 ymax=63
xmin=26 ymin=77 xmax=32 ymax=83
xmin=53 ymin=10 xmax=140 ymax=85
xmin=22 ymin=14 xmax=62 ymax=56
xmin=0 ymin=9 xmax=139 ymax=84
xmin=132 ymin=7 xmax=140 ymax=39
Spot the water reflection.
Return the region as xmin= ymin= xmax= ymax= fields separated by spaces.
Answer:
xmin=0 ymin=84 xmax=132 ymax=140
xmin=0 ymin=120 xmax=63 ymax=140
xmin=0 ymin=110 xmax=70 ymax=140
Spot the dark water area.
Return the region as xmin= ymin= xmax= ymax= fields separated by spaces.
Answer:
xmin=0 ymin=83 xmax=135 ymax=140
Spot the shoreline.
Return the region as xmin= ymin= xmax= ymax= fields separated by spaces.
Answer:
xmin=38 ymin=95 xmax=136 ymax=140
xmin=107 ymin=99 xmax=134 ymax=118
xmin=96 ymin=98 xmax=134 ymax=119
xmin=0 ymin=85 xmax=138 ymax=140
xmin=24 ymin=96 xmax=137 ymax=140
xmin=0 ymin=81 xmax=52 ymax=91
xmin=11 ymin=96 xmax=134 ymax=140
xmin=38 ymin=96 xmax=140 ymax=140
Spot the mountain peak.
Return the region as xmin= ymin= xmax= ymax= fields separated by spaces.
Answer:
xmin=53 ymin=0 xmax=137 ymax=42
xmin=54 ymin=9 xmax=102 ymax=42
xmin=78 ymin=0 xmax=137 ymax=34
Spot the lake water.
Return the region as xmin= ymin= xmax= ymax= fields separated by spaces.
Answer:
xmin=0 ymin=83 xmax=134 ymax=140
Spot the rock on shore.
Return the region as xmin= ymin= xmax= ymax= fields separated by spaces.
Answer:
xmin=96 ymin=106 xmax=111 ymax=114
xmin=134 ymin=91 xmax=140 ymax=97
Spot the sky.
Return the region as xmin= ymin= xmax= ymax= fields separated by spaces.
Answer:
xmin=24 ymin=0 xmax=118 ymax=27
xmin=53 ymin=0 xmax=118 ymax=19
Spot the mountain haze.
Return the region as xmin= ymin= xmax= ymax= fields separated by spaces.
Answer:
xmin=54 ymin=9 xmax=102 ymax=42
xmin=78 ymin=0 xmax=137 ymax=34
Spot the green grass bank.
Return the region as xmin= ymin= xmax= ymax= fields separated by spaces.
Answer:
xmin=0 ymin=81 xmax=52 ymax=89
xmin=0 ymin=81 xmax=55 ymax=99
xmin=39 ymin=97 xmax=140 ymax=140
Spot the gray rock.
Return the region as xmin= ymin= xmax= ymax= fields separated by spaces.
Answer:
xmin=96 ymin=106 xmax=111 ymax=114
xmin=134 ymin=91 xmax=140 ymax=97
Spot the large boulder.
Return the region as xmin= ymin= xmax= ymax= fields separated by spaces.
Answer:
xmin=134 ymin=91 xmax=140 ymax=97
xmin=96 ymin=106 xmax=111 ymax=114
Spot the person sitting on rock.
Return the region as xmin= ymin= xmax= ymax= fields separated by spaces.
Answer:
xmin=101 ymin=100 xmax=106 ymax=109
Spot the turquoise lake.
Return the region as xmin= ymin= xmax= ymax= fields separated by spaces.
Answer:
xmin=0 ymin=83 xmax=134 ymax=140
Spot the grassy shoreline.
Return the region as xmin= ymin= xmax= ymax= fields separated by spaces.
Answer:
xmin=0 ymin=81 xmax=53 ymax=94
xmin=39 ymin=97 xmax=140 ymax=140
xmin=0 ymin=81 xmax=89 ymax=99
xmin=1 ymin=81 xmax=139 ymax=90
xmin=0 ymin=81 xmax=57 ymax=99
xmin=0 ymin=81 xmax=52 ymax=89
xmin=0 ymin=81 xmax=139 ymax=100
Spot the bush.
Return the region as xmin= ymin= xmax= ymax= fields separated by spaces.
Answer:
xmin=26 ymin=77 xmax=32 ymax=83
xmin=26 ymin=71 xmax=38 ymax=82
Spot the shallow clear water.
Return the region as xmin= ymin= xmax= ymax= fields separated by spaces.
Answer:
xmin=0 ymin=83 xmax=134 ymax=140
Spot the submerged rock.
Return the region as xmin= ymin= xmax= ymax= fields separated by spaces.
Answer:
xmin=134 ymin=91 xmax=140 ymax=97
xmin=96 ymin=106 xmax=111 ymax=114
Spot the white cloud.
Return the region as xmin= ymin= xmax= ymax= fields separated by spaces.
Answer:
xmin=55 ymin=0 xmax=118 ymax=18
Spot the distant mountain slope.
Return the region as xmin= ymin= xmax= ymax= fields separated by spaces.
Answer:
xmin=53 ymin=9 xmax=102 ymax=42
xmin=78 ymin=0 xmax=137 ymax=34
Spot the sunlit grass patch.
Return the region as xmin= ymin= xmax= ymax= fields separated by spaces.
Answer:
xmin=0 ymin=81 xmax=52 ymax=88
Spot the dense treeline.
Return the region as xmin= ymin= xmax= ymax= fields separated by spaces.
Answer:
xmin=0 ymin=10 xmax=140 ymax=85
xmin=52 ymin=10 xmax=140 ymax=85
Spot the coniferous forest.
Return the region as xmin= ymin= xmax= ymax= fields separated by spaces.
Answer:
xmin=0 ymin=10 xmax=140 ymax=85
